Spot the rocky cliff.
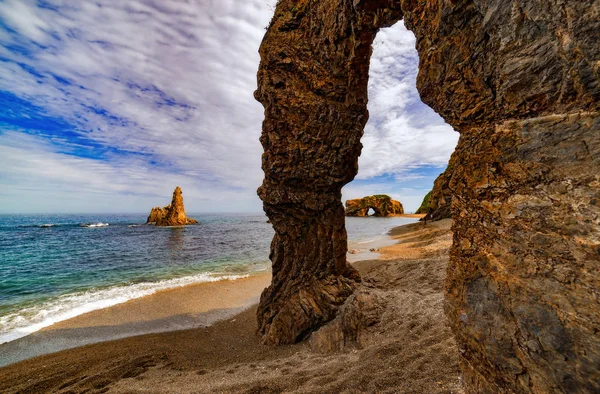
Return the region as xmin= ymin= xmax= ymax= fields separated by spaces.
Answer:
xmin=427 ymin=165 xmax=453 ymax=221
xmin=256 ymin=1 xmax=599 ymax=392
xmin=146 ymin=187 xmax=198 ymax=226
xmin=345 ymin=195 xmax=404 ymax=217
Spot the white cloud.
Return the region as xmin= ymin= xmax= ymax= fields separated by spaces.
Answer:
xmin=0 ymin=131 xmax=261 ymax=213
xmin=356 ymin=23 xmax=458 ymax=179
xmin=0 ymin=0 xmax=49 ymax=43
xmin=0 ymin=0 xmax=276 ymax=190
xmin=0 ymin=2 xmax=456 ymax=213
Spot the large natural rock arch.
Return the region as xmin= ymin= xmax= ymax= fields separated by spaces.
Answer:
xmin=254 ymin=1 xmax=599 ymax=393
xmin=345 ymin=195 xmax=404 ymax=217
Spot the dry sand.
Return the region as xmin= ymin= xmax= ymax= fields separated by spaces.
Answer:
xmin=0 ymin=219 xmax=462 ymax=394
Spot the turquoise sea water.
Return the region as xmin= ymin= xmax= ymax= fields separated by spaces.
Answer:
xmin=0 ymin=213 xmax=416 ymax=344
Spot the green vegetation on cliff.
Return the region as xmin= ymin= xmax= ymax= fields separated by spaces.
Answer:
xmin=415 ymin=191 xmax=432 ymax=214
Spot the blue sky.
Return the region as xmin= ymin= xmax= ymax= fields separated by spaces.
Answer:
xmin=0 ymin=0 xmax=458 ymax=214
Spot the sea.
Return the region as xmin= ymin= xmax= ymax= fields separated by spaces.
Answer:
xmin=0 ymin=213 xmax=417 ymax=345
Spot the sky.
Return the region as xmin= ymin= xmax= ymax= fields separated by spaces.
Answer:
xmin=0 ymin=0 xmax=458 ymax=214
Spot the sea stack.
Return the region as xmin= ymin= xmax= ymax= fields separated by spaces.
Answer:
xmin=345 ymin=195 xmax=404 ymax=217
xmin=146 ymin=186 xmax=198 ymax=226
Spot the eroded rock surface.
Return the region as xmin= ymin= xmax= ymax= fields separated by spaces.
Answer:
xmin=309 ymin=288 xmax=386 ymax=353
xmin=345 ymin=195 xmax=404 ymax=217
xmin=147 ymin=206 xmax=168 ymax=223
xmin=256 ymin=1 xmax=599 ymax=392
xmin=428 ymin=165 xmax=453 ymax=221
xmin=254 ymin=0 xmax=402 ymax=346
xmin=146 ymin=187 xmax=198 ymax=226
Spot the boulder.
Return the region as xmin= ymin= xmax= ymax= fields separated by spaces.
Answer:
xmin=345 ymin=195 xmax=404 ymax=217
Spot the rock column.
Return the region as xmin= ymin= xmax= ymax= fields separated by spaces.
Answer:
xmin=255 ymin=0 xmax=402 ymax=345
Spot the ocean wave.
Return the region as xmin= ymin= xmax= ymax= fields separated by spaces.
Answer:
xmin=18 ymin=223 xmax=107 ymax=229
xmin=18 ymin=223 xmax=73 ymax=228
xmin=0 ymin=272 xmax=250 ymax=345
xmin=82 ymin=223 xmax=109 ymax=228
xmin=356 ymin=236 xmax=385 ymax=244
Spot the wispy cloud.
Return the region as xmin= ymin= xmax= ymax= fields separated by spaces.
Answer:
xmin=0 ymin=131 xmax=259 ymax=213
xmin=355 ymin=24 xmax=458 ymax=180
xmin=0 ymin=1 xmax=457 ymax=213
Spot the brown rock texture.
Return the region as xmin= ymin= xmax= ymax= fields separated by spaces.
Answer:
xmin=256 ymin=1 xmax=599 ymax=392
xmin=345 ymin=195 xmax=404 ymax=217
xmin=308 ymin=287 xmax=386 ymax=353
xmin=254 ymin=0 xmax=402 ymax=345
xmin=147 ymin=206 xmax=168 ymax=223
xmin=428 ymin=164 xmax=453 ymax=221
xmin=146 ymin=187 xmax=198 ymax=226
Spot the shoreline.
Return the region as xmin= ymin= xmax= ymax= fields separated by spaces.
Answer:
xmin=0 ymin=271 xmax=264 ymax=346
xmin=346 ymin=213 xmax=424 ymax=262
xmin=0 ymin=215 xmax=421 ymax=365
xmin=43 ymin=272 xmax=271 ymax=331
xmin=0 ymin=219 xmax=462 ymax=394
xmin=0 ymin=272 xmax=271 ymax=368
xmin=1 ymin=214 xmax=423 ymax=350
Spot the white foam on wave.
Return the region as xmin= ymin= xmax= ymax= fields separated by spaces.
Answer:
xmin=0 ymin=272 xmax=249 ymax=345
xmin=82 ymin=222 xmax=109 ymax=228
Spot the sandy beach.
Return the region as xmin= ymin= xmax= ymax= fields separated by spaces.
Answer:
xmin=346 ymin=213 xmax=424 ymax=262
xmin=0 ymin=219 xmax=462 ymax=393
xmin=0 ymin=273 xmax=271 ymax=368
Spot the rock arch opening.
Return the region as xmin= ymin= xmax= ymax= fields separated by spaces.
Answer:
xmin=366 ymin=207 xmax=375 ymax=216
xmin=342 ymin=20 xmax=458 ymax=218
xmin=255 ymin=1 xmax=598 ymax=393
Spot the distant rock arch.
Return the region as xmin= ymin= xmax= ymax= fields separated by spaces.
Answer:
xmin=345 ymin=195 xmax=404 ymax=217
xmin=254 ymin=1 xmax=599 ymax=392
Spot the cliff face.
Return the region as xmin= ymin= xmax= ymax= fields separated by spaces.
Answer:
xmin=146 ymin=187 xmax=198 ymax=226
xmin=428 ymin=164 xmax=453 ymax=221
xmin=254 ymin=0 xmax=397 ymax=346
xmin=256 ymin=1 xmax=599 ymax=392
xmin=345 ymin=195 xmax=404 ymax=217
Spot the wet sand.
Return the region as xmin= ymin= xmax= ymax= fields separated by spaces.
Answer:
xmin=0 ymin=219 xmax=462 ymax=393
xmin=46 ymin=273 xmax=272 ymax=330
xmin=0 ymin=273 xmax=271 ymax=368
